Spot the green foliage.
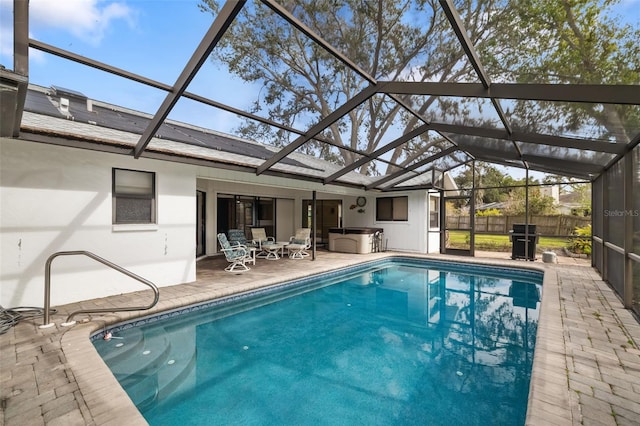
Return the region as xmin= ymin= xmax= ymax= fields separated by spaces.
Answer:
xmin=572 ymin=184 xmax=592 ymax=216
xmin=476 ymin=208 xmax=502 ymax=217
xmin=568 ymin=224 xmax=592 ymax=255
xmin=502 ymin=187 xmax=558 ymax=216
xmin=484 ymin=0 xmax=640 ymax=144
xmin=453 ymin=162 xmax=517 ymax=206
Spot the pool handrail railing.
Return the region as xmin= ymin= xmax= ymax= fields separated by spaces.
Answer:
xmin=40 ymin=250 xmax=160 ymax=328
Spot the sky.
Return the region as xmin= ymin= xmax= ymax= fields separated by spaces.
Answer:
xmin=1 ymin=0 xmax=638 ymax=182
xmin=0 ymin=0 xmax=259 ymax=133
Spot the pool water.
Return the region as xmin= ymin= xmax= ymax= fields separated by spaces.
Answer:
xmin=93 ymin=260 xmax=543 ymax=425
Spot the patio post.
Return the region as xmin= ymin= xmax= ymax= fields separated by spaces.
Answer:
xmin=525 ymin=168 xmax=530 ymax=261
xmin=312 ymin=190 xmax=316 ymax=260
xmin=471 ymin=161 xmax=476 ymax=256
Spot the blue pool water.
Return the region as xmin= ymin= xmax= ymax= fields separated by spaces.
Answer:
xmin=93 ymin=258 xmax=543 ymax=425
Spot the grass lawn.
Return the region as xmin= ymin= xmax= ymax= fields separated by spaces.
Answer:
xmin=447 ymin=231 xmax=570 ymax=252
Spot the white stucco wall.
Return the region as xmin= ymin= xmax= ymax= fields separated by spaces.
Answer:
xmin=343 ymin=190 xmax=442 ymax=253
xmin=1 ymin=138 xmax=196 ymax=308
xmin=371 ymin=192 xmax=428 ymax=253
xmin=1 ymin=136 xmax=442 ymax=308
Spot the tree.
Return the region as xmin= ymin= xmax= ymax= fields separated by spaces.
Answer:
xmin=502 ymin=186 xmax=558 ymax=216
xmin=571 ymin=183 xmax=591 ymax=216
xmin=542 ymin=174 xmax=591 ymax=215
xmin=199 ymin=0 xmax=639 ymax=177
xmin=453 ymin=162 xmax=518 ymax=206
xmin=199 ymin=0 xmax=512 ymax=175
xmin=483 ymin=0 xmax=640 ymax=145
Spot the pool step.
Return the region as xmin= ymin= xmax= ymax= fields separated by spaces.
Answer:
xmin=155 ymin=330 xmax=197 ymax=401
xmin=95 ymin=326 xmax=197 ymax=410
xmin=94 ymin=327 xmax=145 ymax=366
xmin=107 ymin=328 xmax=172 ymax=380
xmin=120 ymin=373 xmax=159 ymax=409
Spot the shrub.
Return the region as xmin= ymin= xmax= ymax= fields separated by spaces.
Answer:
xmin=568 ymin=224 xmax=592 ymax=255
xmin=476 ymin=208 xmax=501 ymax=217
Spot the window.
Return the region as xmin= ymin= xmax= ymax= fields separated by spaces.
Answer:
xmin=429 ymin=195 xmax=440 ymax=229
xmin=113 ymin=168 xmax=155 ymax=224
xmin=376 ymin=196 xmax=408 ymax=221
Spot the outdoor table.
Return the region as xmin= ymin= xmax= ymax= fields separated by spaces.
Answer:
xmin=246 ymin=247 xmax=256 ymax=265
xmin=277 ymin=241 xmax=290 ymax=257
xmin=263 ymin=243 xmax=283 ymax=260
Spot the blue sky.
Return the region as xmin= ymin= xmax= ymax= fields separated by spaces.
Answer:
xmin=0 ymin=0 xmax=259 ymax=133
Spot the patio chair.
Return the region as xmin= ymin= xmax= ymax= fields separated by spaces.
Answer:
xmin=227 ymin=229 xmax=256 ymax=248
xmin=217 ymin=233 xmax=252 ymax=272
xmin=250 ymin=227 xmax=276 ymax=258
xmin=287 ymin=228 xmax=311 ymax=259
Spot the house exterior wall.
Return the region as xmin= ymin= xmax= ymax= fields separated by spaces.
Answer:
xmin=1 ymin=137 xmax=443 ymax=308
xmin=0 ymin=138 xmax=196 ymax=308
xmin=275 ymin=199 xmax=295 ymax=242
xmin=372 ymin=191 xmax=428 ymax=253
xmin=540 ymin=185 xmax=560 ymax=203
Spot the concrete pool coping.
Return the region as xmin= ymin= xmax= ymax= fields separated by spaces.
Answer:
xmin=2 ymin=251 xmax=639 ymax=425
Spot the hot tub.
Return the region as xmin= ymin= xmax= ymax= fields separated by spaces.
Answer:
xmin=328 ymin=227 xmax=384 ymax=254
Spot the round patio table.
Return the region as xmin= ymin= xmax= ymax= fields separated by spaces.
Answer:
xmin=263 ymin=243 xmax=283 ymax=260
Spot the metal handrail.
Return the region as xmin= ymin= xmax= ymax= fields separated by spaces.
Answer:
xmin=41 ymin=250 xmax=159 ymax=328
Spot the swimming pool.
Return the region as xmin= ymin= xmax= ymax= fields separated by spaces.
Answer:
xmin=93 ymin=258 xmax=543 ymax=425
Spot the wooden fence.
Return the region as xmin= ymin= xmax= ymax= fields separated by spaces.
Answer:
xmin=446 ymin=215 xmax=590 ymax=236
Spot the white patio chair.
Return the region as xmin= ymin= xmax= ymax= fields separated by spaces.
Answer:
xmin=287 ymin=228 xmax=311 ymax=259
xmin=251 ymin=227 xmax=276 ymax=258
xmin=217 ymin=233 xmax=252 ymax=272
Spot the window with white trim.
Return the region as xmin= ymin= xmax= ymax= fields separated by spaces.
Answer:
xmin=112 ymin=168 xmax=156 ymax=224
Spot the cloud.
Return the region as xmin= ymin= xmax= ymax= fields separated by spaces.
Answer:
xmin=29 ymin=0 xmax=136 ymax=46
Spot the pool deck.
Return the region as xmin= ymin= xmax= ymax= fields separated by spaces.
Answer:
xmin=1 ymin=250 xmax=639 ymax=425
